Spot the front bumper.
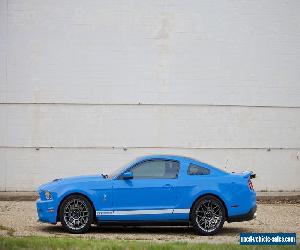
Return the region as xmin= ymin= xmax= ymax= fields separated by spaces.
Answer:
xmin=36 ymin=198 xmax=57 ymax=224
xmin=227 ymin=205 xmax=257 ymax=223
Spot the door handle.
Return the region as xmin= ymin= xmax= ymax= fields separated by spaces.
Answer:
xmin=163 ymin=184 xmax=172 ymax=188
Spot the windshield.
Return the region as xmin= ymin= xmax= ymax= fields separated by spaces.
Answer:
xmin=107 ymin=157 xmax=141 ymax=179
xmin=107 ymin=164 xmax=128 ymax=179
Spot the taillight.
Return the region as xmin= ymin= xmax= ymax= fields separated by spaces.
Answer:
xmin=248 ymin=179 xmax=254 ymax=190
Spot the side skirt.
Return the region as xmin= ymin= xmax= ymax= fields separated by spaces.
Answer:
xmin=96 ymin=220 xmax=190 ymax=227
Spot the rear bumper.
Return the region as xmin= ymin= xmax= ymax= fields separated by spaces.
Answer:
xmin=227 ymin=205 xmax=257 ymax=223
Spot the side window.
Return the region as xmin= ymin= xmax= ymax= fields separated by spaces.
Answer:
xmin=188 ymin=164 xmax=210 ymax=175
xmin=131 ymin=160 xmax=179 ymax=179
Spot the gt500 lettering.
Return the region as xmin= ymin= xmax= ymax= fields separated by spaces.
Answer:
xmin=96 ymin=211 xmax=114 ymax=215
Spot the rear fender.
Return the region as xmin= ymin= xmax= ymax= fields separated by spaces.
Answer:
xmin=189 ymin=191 xmax=229 ymax=219
xmin=189 ymin=189 xmax=229 ymax=211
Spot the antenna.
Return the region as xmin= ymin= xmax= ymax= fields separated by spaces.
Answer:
xmin=225 ymin=159 xmax=229 ymax=170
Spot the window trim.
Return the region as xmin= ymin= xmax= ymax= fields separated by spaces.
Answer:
xmin=117 ymin=159 xmax=180 ymax=180
xmin=187 ymin=163 xmax=210 ymax=176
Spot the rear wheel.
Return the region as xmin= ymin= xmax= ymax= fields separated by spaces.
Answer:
xmin=60 ymin=195 xmax=93 ymax=233
xmin=191 ymin=195 xmax=225 ymax=235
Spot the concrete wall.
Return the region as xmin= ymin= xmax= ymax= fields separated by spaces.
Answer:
xmin=0 ymin=0 xmax=299 ymax=191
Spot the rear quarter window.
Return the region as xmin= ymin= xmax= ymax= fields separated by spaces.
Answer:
xmin=188 ymin=164 xmax=210 ymax=175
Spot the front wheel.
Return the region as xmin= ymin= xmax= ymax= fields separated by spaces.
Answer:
xmin=60 ymin=195 xmax=93 ymax=234
xmin=191 ymin=195 xmax=225 ymax=235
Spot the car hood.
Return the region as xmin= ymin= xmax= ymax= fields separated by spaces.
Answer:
xmin=38 ymin=174 xmax=106 ymax=191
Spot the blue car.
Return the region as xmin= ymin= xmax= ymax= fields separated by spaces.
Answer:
xmin=36 ymin=155 xmax=256 ymax=235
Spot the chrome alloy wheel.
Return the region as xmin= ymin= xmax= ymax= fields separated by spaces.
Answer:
xmin=63 ymin=198 xmax=90 ymax=231
xmin=195 ymin=199 xmax=223 ymax=233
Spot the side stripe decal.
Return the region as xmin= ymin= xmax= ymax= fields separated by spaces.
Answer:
xmin=96 ymin=208 xmax=190 ymax=216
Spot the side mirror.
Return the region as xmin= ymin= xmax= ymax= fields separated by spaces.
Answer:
xmin=122 ymin=171 xmax=133 ymax=180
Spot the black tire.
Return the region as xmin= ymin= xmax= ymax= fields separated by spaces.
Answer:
xmin=59 ymin=195 xmax=93 ymax=234
xmin=190 ymin=195 xmax=225 ymax=235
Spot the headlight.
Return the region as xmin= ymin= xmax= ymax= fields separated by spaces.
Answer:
xmin=44 ymin=191 xmax=52 ymax=200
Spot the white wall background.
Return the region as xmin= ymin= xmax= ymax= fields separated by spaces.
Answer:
xmin=0 ymin=0 xmax=299 ymax=191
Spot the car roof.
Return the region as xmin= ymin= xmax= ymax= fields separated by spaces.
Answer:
xmin=135 ymin=154 xmax=207 ymax=165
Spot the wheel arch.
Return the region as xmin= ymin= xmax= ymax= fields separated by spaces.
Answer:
xmin=56 ymin=192 xmax=96 ymax=223
xmin=189 ymin=193 xmax=228 ymax=221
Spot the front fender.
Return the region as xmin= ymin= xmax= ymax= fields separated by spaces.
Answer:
xmin=56 ymin=187 xmax=98 ymax=206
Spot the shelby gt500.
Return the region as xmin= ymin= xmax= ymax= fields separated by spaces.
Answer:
xmin=36 ymin=155 xmax=256 ymax=235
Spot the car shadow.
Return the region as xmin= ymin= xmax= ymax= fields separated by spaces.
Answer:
xmin=39 ymin=224 xmax=253 ymax=236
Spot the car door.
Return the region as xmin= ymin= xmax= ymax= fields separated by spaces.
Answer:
xmin=110 ymin=159 xmax=180 ymax=221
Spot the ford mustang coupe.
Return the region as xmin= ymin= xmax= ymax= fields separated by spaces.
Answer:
xmin=36 ymin=155 xmax=256 ymax=235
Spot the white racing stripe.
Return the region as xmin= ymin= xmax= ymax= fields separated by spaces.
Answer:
xmin=96 ymin=208 xmax=190 ymax=216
